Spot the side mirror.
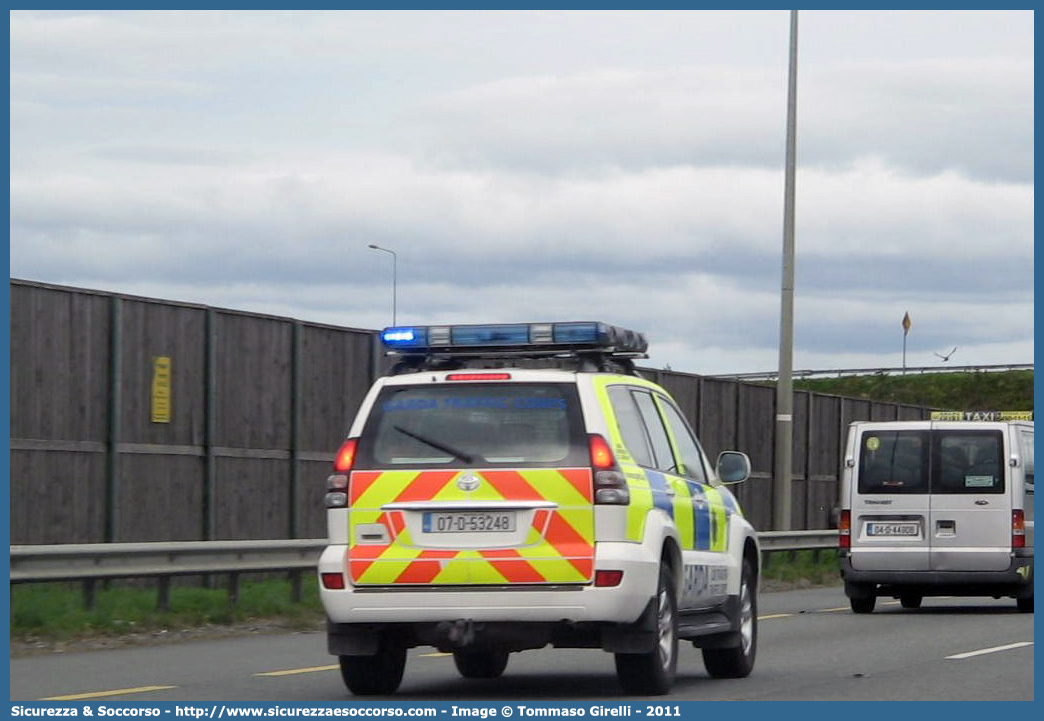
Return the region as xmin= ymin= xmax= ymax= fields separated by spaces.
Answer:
xmin=716 ymin=451 xmax=751 ymax=484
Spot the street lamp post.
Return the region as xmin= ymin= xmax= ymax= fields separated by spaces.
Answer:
xmin=367 ymin=244 xmax=397 ymax=326
xmin=773 ymin=9 xmax=799 ymax=532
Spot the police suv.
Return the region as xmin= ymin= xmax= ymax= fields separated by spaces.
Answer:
xmin=318 ymin=322 xmax=760 ymax=695
xmin=839 ymin=412 xmax=1034 ymax=613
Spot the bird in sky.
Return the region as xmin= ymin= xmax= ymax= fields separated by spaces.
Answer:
xmin=934 ymin=347 xmax=958 ymax=362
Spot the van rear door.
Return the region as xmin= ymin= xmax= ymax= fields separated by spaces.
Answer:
xmin=849 ymin=427 xmax=931 ymax=571
xmin=928 ymin=425 xmax=1010 ymax=572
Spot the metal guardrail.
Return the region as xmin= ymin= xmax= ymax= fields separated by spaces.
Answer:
xmin=10 ymin=532 xmax=840 ymax=609
xmin=9 ymin=539 xmax=327 ymax=610
xmin=712 ymin=363 xmax=1033 ymax=381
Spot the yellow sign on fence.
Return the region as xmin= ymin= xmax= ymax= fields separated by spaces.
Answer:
xmin=151 ymin=356 xmax=172 ymax=423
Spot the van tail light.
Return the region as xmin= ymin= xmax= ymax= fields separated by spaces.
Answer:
xmin=589 ymin=434 xmax=629 ymax=505
xmin=327 ymin=438 xmax=358 ymax=508
xmin=838 ymin=510 xmax=851 ymax=550
xmin=1012 ymin=509 xmax=1026 ymax=549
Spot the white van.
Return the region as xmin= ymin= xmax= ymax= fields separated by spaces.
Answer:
xmin=838 ymin=413 xmax=1033 ymax=613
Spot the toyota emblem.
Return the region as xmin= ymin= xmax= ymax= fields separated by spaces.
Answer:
xmin=457 ymin=473 xmax=480 ymax=492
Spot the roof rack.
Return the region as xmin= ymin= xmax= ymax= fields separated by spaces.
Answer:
xmin=379 ymin=321 xmax=648 ymax=376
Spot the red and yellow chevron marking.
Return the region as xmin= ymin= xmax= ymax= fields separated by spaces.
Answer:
xmin=346 ymin=468 xmax=594 ymax=585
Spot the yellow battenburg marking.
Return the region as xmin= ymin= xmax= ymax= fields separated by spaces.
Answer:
xmin=625 ymin=470 xmax=654 ymax=542
xmin=704 ymin=486 xmax=729 ymax=552
xmin=672 ymin=480 xmax=695 ymax=549
xmin=42 ymin=686 xmax=176 ymax=701
xmin=255 ymin=665 xmax=339 ymax=677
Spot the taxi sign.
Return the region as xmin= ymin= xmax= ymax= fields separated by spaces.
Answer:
xmin=930 ymin=411 xmax=1033 ymax=421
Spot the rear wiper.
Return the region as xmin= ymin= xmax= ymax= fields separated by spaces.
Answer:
xmin=393 ymin=425 xmax=475 ymax=464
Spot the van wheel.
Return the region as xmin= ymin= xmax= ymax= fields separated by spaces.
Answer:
xmin=900 ymin=594 xmax=922 ymax=609
xmin=1017 ymin=596 xmax=1033 ymax=613
xmin=339 ymin=640 xmax=407 ymax=695
xmin=615 ymin=564 xmax=677 ymax=695
xmin=453 ymin=650 xmax=509 ymax=678
xmin=850 ymin=596 xmax=876 ymax=614
xmin=702 ymin=556 xmax=758 ymax=678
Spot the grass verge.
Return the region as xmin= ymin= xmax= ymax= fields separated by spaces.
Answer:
xmin=761 ymin=549 xmax=842 ymax=588
xmin=11 ymin=576 xmax=325 ymax=643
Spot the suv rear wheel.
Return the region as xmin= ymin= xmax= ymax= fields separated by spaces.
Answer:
xmin=453 ymin=649 xmax=510 ymax=678
xmin=339 ymin=639 xmax=407 ymax=695
xmin=703 ymin=556 xmax=757 ymax=678
xmin=900 ymin=594 xmax=922 ymax=609
xmin=614 ymin=563 xmax=677 ymax=695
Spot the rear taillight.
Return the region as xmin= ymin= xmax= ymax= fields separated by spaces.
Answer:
xmin=838 ymin=509 xmax=851 ymax=550
xmin=325 ymin=473 xmax=348 ymax=508
xmin=333 ymin=438 xmax=358 ymax=472
xmin=321 ymin=572 xmax=346 ymax=590
xmin=1012 ymin=509 xmax=1026 ymax=549
xmin=589 ymin=434 xmax=629 ymax=505
xmin=327 ymin=439 xmax=357 ymax=508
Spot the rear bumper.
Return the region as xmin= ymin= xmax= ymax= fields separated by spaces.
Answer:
xmin=840 ymin=555 xmax=1033 ymax=599
xmin=318 ymin=541 xmax=659 ymax=626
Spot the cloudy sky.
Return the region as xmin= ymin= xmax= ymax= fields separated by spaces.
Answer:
xmin=8 ymin=10 xmax=1034 ymax=375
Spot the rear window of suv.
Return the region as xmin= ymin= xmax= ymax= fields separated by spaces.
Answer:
xmin=859 ymin=429 xmax=1004 ymax=494
xmin=356 ymin=382 xmax=588 ymax=468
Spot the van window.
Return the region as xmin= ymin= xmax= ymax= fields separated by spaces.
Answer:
xmin=1019 ymin=428 xmax=1034 ymax=486
xmin=359 ymin=383 xmax=586 ymax=468
xmin=934 ymin=431 xmax=1004 ymax=494
xmin=857 ymin=429 xmax=1006 ymax=495
xmin=859 ymin=431 xmax=929 ymax=494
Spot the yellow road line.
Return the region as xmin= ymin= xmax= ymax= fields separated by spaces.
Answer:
xmin=819 ymin=606 xmax=850 ymax=613
xmin=757 ymin=613 xmax=793 ymax=620
xmin=255 ymin=665 xmax=339 ymax=677
xmin=419 ymin=652 xmax=452 ymax=658
xmin=42 ymin=685 xmax=176 ymax=701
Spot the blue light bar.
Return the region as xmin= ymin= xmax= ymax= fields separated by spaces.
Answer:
xmin=380 ymin=326 xmax=428 ymax=348
xmin=552 ymin=322 xmax=607 ymax=345
xmin=379 ymin=321 xmax=648 ymax=356
xmin=451 ymin=324 xmax=531 ymax=346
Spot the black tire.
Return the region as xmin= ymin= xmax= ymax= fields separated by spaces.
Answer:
xmin=338 ymin=640 xmax=407 ymax=695
xmin=850 ymin=595 xmax=876 ymax=614
xmin=900 ymin=594 xmax=922 ymax=609
xmin=615 ymin=563 xmax=678 ymax=695
xmin=453 ymin=649 xmax=510 ymax=679
xmin=702 ymin=556 xmax=758 ymax=679
xmin=1017 ymin=596 xmax=1033 ymax=613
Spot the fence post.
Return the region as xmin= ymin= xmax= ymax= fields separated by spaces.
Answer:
xmin=106 ymin=296 xmax=123 ymax=542
xmin=157 ymin=576 xmax=171 ymax=612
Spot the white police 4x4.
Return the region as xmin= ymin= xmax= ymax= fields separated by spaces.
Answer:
xmin=318 ymin=322 xmax=760 ymax=695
